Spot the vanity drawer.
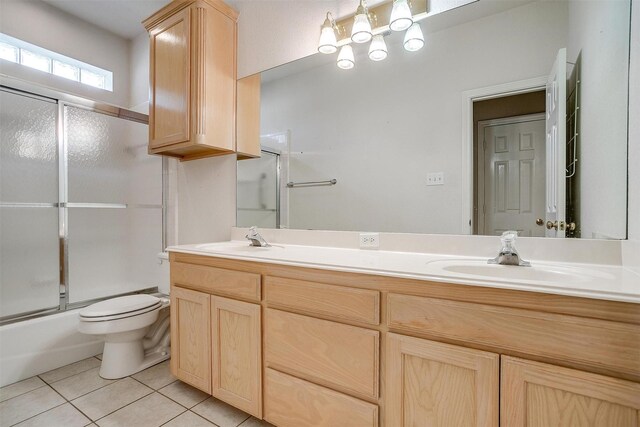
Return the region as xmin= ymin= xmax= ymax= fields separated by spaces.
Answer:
xmin=264 ymin=368 xmax=379 ymax=427
xmin=265 ymin=308 xmax=379 ymax=399
xmin=387 ymin=293 xmax=640 ymax=376
xmin=171 ymin=261 xmax=261 ymax=302
xmin=264 ymin=276 xmax=380 ymax=325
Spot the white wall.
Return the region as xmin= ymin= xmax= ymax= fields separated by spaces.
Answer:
xmin=129 ymin=32 xmax=150 ymax=113
xmin=0 ymin=0 xmax=131 ymax=107
xmin=261 ymin=1 xmax=568 ymax=234
xmin=567 ymin=0 xmax=630 ymax=239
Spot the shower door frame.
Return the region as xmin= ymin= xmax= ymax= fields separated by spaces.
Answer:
xmin=1 ymin=76 xmax=167 ymax=325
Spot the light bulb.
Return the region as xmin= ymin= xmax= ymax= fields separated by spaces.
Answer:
xmin=351 ymin=2 xmax=372 ymax=43
xmin=403 ymin=22 xmax=424 ymax=52
xmin=368 ymin=35 xmax=388 ymax=61
xmin=318 ymin=14 xmax=338 ymax=54
xmin=389 ymin=0 xmax=413 ymax=32
xmin=337 ymin=45 xmax=355 ymax=69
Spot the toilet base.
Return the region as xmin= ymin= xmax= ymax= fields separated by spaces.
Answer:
xmin=100 ymin=340 xmax=170 ymax=379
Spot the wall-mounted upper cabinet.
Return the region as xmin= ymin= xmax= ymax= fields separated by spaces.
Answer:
xmin=144 ymin=0 xmax=237 ymax=161
xmin=236 ymin=74 xmax=261 ymax=160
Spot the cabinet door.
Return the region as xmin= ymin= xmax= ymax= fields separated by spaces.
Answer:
xmin=211 ymin=296 xmax=262 ymax=418
xmin=502 ymin=356 xmax=640 ymax=426
xmin=148 ymin=7 xmax=190 ymax=149
xmin=170 ymin=286 xmax=211 ymax=394
xmin=386 ymin=333 xmax=499 ymax=426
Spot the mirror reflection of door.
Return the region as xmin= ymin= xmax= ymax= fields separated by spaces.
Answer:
xmin=478 ymin=115 xmax=546 ymax=237
xmin=473 ymin=91 xmax=547 ymax=237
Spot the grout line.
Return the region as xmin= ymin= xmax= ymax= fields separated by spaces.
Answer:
xmin=0 ymin=383 xmax=48 ymax=405
xmin=7 ymin=385 xmax=68 ymax=427
xmin=69 ymin=379 xmax=155 ymax=422
xmin=90 ymin=391 xmax=163 ymax=423
xmin=158 ymin=408 xmax=189 ymax=426
xmin=38 ymin=359 xmax=103 ymax=385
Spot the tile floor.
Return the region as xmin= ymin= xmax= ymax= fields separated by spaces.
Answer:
xmin=0 ymin=357 xmax=274 ymax=427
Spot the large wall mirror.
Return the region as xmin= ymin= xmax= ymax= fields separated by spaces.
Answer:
xmin=237 ymin=0 xmax=631 ymax=239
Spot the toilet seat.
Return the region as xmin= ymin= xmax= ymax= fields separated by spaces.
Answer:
xmin=80 ymin=295 xmax=161 ymax=322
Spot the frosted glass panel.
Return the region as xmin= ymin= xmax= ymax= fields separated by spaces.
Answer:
xmin=68 ymin=208 xmax=162 ymax=304
xmin=237 ymin=152 xmax=279 ymax=229
xmin=0 ymin=208 xmax=59 ymax=317
xmin=66 ymin=106 xmax=161 ymax=205
xmin=0 ymin=89 xmax=58 ymax=203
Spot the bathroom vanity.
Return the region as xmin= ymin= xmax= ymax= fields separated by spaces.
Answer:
xmin=167 ymin=242 xmax=640 ymax=427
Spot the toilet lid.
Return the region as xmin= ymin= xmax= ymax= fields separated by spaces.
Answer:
xmin=79 ymin=295 xmax=161 ymax=318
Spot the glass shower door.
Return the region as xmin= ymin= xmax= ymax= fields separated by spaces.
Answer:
xmin=237 ymin=150 xmax=280 ymax=229
xmin=65 ymin=105 xmax=163 ymax=304
xmin=0 ymin=89 xmax=60 ymax=318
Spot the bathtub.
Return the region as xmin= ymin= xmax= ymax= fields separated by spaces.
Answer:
xmin=0 ymin=309 xmax=104 ymax=387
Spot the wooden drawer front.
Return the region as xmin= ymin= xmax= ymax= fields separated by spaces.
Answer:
xmin=265 ymin=276 xmax=380 ymax=325
xmin=171 ymin=261 xmax=260 ymax=302
xmin=265 ymin=309 xmax=379 ymax=399
xmin=264 ymin=368 xmax=379 ymax=427
xmin=387 ymin=294 xmax=640 ymax=377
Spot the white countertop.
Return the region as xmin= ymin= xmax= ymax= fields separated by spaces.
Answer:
xmin=168 ymin=241 xmax=640 ymax=304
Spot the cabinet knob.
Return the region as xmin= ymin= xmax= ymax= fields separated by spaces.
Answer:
xmin=535 ymin=218 xmax=544 ymax=226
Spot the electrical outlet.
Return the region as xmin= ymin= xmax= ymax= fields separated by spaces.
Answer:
xmin=359 ymin=232 xmax=380 ymax=249
xmin=427 ymin=172 xmax=444 ymax=186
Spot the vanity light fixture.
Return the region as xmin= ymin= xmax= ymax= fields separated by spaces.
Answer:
xmin=351 ymin=0 xmax=373 ymax=43
xmin=318 ymin=12 xmax=338 ymax=54
xmin=319 ymin=0 xmax=428 ymax=70
xmin=368 ymin=34 xmax=388 ymax=61
xmin=389 ymin=0 xmax=414 ymax=32
xmin=403 ymin=22 xmax=424 ymax=51
xmin=337 ymin=45 xmax=355 ymax=69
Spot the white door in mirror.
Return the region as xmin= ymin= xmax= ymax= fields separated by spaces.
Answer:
xmin=545 ymin=48 xmax=567 ymax=238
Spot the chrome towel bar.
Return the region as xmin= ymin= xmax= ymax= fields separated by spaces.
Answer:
xmin=286 ymin=179 xmax=337 ymax=188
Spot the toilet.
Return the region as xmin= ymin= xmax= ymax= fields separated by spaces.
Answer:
xmin=78 ymin=294 xmax=171 ymax=379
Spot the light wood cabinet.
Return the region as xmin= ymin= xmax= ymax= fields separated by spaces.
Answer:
xmin=144 ymin=0 xmax=238 ymax=161
xmin=170 ymin=286 xmax=211 ymax=393
xmin=211 ymin=296 xmax=262 ymax=418
xmin=236 ymin=74 xmax=261 ymax=159
xmin=169 ymin=252 xmax=640 ymax=427
xmin=386 ymin=333 xmax=499 ymax=427
xmin=502 ymin=356 xmax=640 ymax=426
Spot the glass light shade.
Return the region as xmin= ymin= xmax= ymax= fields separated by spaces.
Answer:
xmin=368 ymin=35 xmax=388 ymax=61
xmin=404 ymin=22 xmax=424 ymax=52
xmin=351 ymin=13 xmax=372 ymax=43
xmin=318 ymin=17 xmax=338 ymax=54
xmin=337 ymin=45 xmax=355 ymax=69
xmin=389 ymin=0 xmax=413 ymax=32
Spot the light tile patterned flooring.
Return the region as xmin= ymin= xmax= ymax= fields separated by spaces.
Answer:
xmin=0 ymin=357 xmax=274 ymax=427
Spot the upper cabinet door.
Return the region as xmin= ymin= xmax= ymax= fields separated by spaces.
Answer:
xmin=502 ymin=356 xmax=640 ymax=426
xmin=386 ymin=333 xmax=499 ymax=427
xmin=145 ymin=0 xmax=238 ymax=161
xmin=148 ymin=8 xmax=191 ymax=149
xmin=170 ymin=286 xmax=211 ymax=394
xmin=211 ymin=295 xmax=262 ymax=418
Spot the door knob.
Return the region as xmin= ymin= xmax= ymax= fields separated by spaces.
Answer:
xmin=567 ymin=222 xmax=577 ymax=232
xmin=535 ymin=218 xmax=544 ymax=226
xmin=546 ymin=220 xmax=558 ymax=230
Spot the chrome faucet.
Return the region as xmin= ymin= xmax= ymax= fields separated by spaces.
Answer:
xmin=246 ymin=226 xmax=271 ymax=247
xmin=488 ymin=231 xmax=530 ymax=266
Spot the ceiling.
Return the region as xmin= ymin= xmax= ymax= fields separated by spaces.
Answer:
xmin=42 ymin=0 xmax=173 ymax=39
xmin=42 ymin=0 xmax=537 ymax=41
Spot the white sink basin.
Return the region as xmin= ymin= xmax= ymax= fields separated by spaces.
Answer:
xmin=425 ymin=259 xmax=615 ymax=285
xmin=195 ymin=242 xmax=283 ymax=253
